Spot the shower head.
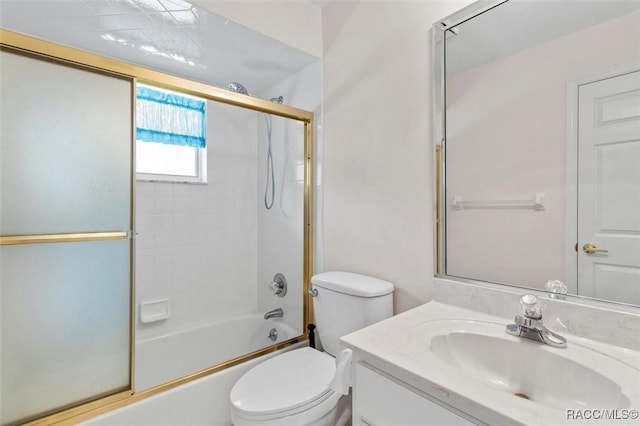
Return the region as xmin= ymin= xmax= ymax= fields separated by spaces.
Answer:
xmin=228 ymin=82 xmax=251 ymax=96
xmin=228 ymin=82 xmax=284 ymax=105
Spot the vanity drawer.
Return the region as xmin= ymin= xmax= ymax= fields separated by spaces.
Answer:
xmin=353 ymin=363 xmax=475 ymax=426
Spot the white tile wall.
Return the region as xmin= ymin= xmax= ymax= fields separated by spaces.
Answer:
xmin=134 ymin=61 xmax=322 ymax=340
xmin=0 ymin=1 xmax=318 ymax=95
xmin=256 ymin=61 xmax=322 ymax=335
xmin=135 ymin=100 xmax=259 ymax=340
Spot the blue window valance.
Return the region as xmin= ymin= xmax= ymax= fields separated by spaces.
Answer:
xmin=136 ymin=85 xmax=206 ymax=148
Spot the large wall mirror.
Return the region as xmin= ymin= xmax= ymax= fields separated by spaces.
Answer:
xmin=434 ymin=0 xmax=640 ymax=307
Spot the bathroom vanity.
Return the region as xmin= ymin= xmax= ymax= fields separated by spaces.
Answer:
xmin=353 ymin=362 xmax=474 ymax=425
xmin=342 ymin=279 xmax=640 ymax=425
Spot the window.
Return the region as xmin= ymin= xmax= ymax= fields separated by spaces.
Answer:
xmin=136 ymin=84 xmax=207 ymax=183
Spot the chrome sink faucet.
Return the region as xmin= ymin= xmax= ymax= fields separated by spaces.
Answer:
xmin=264 ymin=308 xmax=284 ymax=320
xmin=506 ymin=294 xmax=567 ymax=348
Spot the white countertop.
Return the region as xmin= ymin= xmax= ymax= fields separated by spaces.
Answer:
xmin=341 ymin=300 xmax=640 ymax=426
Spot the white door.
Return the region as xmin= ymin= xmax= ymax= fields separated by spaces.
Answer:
xmin=577 ymin=70 xmax=640 ymax=305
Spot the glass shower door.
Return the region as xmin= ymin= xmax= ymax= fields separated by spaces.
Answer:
xmin=0 ymin=49 xmax=133 ymax=425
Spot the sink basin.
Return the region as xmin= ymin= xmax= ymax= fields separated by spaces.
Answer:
xmin=410 ymin=320 xmax=639 ymax=410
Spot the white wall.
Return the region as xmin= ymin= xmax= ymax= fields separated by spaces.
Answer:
xmin=256 ymin=61 xmax=322 ymax=334
xmin=136 ymin=101 xmax=259 ymax=341
xmin=321 ymin=0 xmax=474 ymax=313
xmin=445 ymin=10 xmax=640 ymax=290
xmin=191 ymin=0 xmax=322 ymax=57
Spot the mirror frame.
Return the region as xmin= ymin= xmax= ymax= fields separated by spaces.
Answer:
xmin=431 ymin=0 xmax=640 ymax=311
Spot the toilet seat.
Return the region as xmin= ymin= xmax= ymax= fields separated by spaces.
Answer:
xmin=230 ymin=347 xmax=336 ymax=420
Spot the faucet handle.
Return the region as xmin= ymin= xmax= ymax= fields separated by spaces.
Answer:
xmin=545 ymin=279 xmax=567 ymax=299
xmin=520 ymin=294 xmax=542 ymax=319
xmin=268 ymin=273 xmax=287 ymax=297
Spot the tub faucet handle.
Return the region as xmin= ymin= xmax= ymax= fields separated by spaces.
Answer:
xmin=269 ymin=273 xmax=287 ymax=297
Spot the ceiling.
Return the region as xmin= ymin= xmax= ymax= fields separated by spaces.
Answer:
xmin=0 ymin=0 xmax=319 ymax=95
xmin=446 ymin=0 xmax=640 ymax=74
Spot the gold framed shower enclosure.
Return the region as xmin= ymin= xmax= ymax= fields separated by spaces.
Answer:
xmin=0 ymin=29 xmax=315 ymax=426
xmin=0 ymin=231 xmax=129 ymax=246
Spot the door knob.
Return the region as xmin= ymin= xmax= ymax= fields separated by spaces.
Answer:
xmin=582 ymin=243 xmax=608 ymax=254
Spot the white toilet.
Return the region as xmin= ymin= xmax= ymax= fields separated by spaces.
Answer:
xmin=230 ymin=271 xmax=394 ymax=426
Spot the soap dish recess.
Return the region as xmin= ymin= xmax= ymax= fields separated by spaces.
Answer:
xmin=139 ymin=299 xmax=170 ymax=324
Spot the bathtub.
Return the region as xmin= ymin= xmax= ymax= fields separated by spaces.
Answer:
xmin=135 ymin=314 xmax=299 ymax=392
xmin=82 ymin=341 xmax=305 ymax=426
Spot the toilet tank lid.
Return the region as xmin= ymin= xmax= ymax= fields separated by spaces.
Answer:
xmin=311 ymin=271 xmax=394 ymax=297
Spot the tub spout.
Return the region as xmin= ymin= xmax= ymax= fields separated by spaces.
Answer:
xmin=264 ymin=308 xmax=283 ymax=320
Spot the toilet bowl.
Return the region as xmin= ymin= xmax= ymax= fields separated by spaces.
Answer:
xmin=230 ymin=347 xmax=345 ymax=426
xmin=230 ymin=272 xmax=394 ymax=426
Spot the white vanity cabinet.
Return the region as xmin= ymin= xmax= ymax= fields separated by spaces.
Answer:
xmin=353 ymin=363 xmax=476 ymax=426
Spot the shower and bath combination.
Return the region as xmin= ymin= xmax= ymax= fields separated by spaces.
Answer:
xmin=227 ymin=82 xmax=283 ymax=210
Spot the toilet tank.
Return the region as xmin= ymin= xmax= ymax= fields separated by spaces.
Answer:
xmin=311 ymin=271 xmax=394 ymax=357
